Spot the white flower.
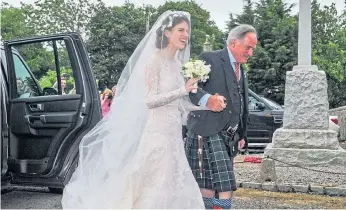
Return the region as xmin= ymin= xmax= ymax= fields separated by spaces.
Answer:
xmin=162 ymin=13 xmax=187 ymax=31
xmin=167 ymin=16 xmax=173 ymax=27
xmin=182 ymin=59 xmax=211 ymax=82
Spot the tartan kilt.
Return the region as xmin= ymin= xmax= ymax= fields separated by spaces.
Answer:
xmin=185 ymin=131 xmax=237 ymax=192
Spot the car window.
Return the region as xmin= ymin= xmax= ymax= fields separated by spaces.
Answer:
xmin=11 ymin=41 xmax=77 ymax=97
xmin=262 ymin=97 xmax=283 ymax=110
xmin=13 ymin=53 xmax=40 ymax=98
xmin=248 ymin=96 xmax=260 ymax=110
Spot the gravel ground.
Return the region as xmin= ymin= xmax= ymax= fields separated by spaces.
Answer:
xmin=235 ymin=142 xmax=346 ymax=188
xmin=2 ymin=142 xmax=345 ymax=209
xmin=233 ymin=188 xmax=346 ymax=209
xmin=235 ymin=160 xmax=346 ymax=187
xmin=2 ymin=186 xmax=345 ymax=209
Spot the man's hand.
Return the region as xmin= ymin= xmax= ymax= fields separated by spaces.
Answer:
xmin=206 ymin=93 xmax=226 ymax=112
xmin=238 ymin=138 xmax=245 ymax=150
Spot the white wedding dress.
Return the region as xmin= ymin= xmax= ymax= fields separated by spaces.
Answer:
xmin=62 ymin=11 xmax=205 ymax=209
xmin=62 ymin=53 xmax=205 ymax=209
xmin=117 ymin=53 xmax=204 ymax=208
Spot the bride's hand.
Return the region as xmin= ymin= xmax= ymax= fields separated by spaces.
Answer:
xmin=185 ymin=78 xmax=200 ymax=92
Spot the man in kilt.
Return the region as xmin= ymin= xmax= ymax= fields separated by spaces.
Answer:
xmin=185 ymin=24 xmax=257 ymax=209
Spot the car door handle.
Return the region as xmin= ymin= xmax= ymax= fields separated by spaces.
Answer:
xmin=29 ymin=103 xmax=44 ymax=111
xmin=24 ymin=115 xmax=41 ymax=124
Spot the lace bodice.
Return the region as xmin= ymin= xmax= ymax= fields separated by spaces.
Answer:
xmin=145 ymin=52 xmax=188 ymax=109
xmin=144 ymin=52 xmax=207 ymax=118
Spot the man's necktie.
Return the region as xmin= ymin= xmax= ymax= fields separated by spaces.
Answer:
xmin=234 ymin=62 xmax=240 ymax=81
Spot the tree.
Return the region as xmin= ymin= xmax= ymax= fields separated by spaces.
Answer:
xmin=226 ymin=0 xmax=256 ymax=30
xmin=311 ymin=0 xmax=346 ymax=108
xmin=1 ymin=2 xmax=36 ymax=40
xmin=226 ymin=0 xmax=346 ymax=108
xmin=21 ymin=0 xmax=104 ymax=38
xmin=155 ymin=0 xmax=224 ymax=58
xmin=87 ymin=3 xmax=151 ymax=87
xmin=1 ymin=3 xmax=57 ymax=79
xmin=38 ymin=67 xmax=75 ymax=92
xmin=85 ymin=0 xmax=225 ymax=87
xmin=245 ymin=0 xmax=298 ymax=104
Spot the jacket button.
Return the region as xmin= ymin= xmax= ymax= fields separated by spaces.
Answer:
xmin=229 ymin=111 xmax=232 ymax=114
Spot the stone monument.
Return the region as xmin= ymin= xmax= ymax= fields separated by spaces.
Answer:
xmin=203 ymin=35 xmax=212 ymax=52
xmin=263 ymin=0 xmax=346 ymax=166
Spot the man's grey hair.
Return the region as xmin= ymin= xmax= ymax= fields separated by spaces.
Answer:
xmin=226 ymin=24 xmax=257 ymax=45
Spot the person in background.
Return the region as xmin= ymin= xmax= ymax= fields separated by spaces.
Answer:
xmin=100 ymin=85 xmax=116 ymax=117
xmin=53 ymin=74 xmax=68 ymax=94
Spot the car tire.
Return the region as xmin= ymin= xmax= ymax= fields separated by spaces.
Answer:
xmin=48 ymin=187 xmax=63 ymax=194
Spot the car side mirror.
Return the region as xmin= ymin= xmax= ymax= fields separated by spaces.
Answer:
xmin=256 ymin=102 xmax=266 ymax=111
xmin=43 ymin=87 xmax=58 ymax=96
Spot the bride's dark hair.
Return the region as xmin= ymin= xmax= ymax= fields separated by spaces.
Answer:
xmin=155 ymin=13 xmax=190 ymax=49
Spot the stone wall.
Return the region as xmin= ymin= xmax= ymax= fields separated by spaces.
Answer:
xmin=329 ymin=106 xmax=346 ymax=141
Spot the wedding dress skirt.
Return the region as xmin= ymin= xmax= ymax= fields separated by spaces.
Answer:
xmin=62 ymin=57 xmax=205 ymax=209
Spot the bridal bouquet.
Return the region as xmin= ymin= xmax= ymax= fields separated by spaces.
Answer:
xmin=182 ymin=59 xmax=211 ymax=93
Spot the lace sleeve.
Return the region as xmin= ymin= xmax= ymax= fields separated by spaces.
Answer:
xmin=145 ymin=56 xmax=188 ymax=109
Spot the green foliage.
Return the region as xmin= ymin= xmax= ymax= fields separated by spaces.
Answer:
xmin=226 ymin=0 xmax=346 ymax=108
xmin=228 ymin=0 xmax=297 ymax=104
xmin=87 ymin=0 xmax=224 ymax=86
xmin=311 ymin=0 xmax=346 ymax=107
xmin=15 ymin=43 xmax=56 ymax=79
xmin=86 ymin=3 xmax=150 ymax=87
xmin=38 ymin=67 xmax=75 ymax=91
xmin=1 ymin=3 xmax=36 ymax=40
xmin=1 ymin=3 xmax=71 ymax=83
xmin=3 ymin=0 xmax=345 ymax=108
xmin=21 ymin=0 xmax=105 ymax=37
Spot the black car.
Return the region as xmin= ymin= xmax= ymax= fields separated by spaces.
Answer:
xmin=247 ymin=89 xmax=284 ymax=152
xmin=1 ymin=33 xmax=102 ymax=193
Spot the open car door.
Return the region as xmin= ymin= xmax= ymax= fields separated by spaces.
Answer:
xmin=1 ymin=58 xmax=11 ymax=189
xmin=3 ymin=33 xmax=101 ymax=192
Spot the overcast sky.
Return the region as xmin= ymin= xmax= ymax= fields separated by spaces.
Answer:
xmin=7 ymin=0 xmax=345 ymax=30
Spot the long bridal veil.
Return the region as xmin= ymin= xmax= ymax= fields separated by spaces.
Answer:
xmin=61 ymin=10 xmax=191 ymax=208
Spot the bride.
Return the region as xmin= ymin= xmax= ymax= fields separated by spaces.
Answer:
xmin=61 ymin=11 xmax=206 ymax=209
